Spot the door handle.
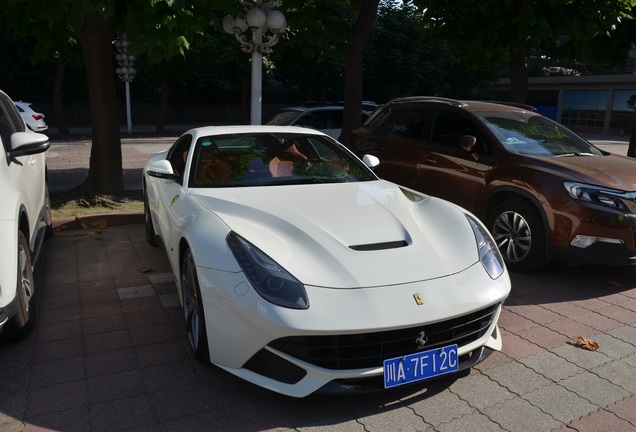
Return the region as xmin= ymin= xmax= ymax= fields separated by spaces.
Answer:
xmin=425 ymin=157 xmax=437 ymax=164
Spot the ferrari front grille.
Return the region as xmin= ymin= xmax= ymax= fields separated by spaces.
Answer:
xmin=268 ymin=304 xmax=500 ymax=370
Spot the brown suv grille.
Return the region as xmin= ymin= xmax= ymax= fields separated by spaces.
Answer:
xmin=268 ymin=304 xmax=500 ymax=370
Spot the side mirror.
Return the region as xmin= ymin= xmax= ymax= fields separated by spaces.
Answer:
xmin=7 ymin=131 xmax=50 ymax=165
xmin=362 ymin=154 xmax=380 ymax=169
xmin=459 ymin=135 xmax=479 ymax=161
xmin=146 ymin=159 xmax=179 ymax=180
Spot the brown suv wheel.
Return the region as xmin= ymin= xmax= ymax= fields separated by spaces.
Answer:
xmin=488 ymin=199 xmax=547 ymax=273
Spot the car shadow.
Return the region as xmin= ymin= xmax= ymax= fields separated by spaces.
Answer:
xmin=505 ymin=261 xmax=636 ymax=306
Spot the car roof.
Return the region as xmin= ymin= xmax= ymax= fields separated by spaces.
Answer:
xmin=183 ymin=124 xmax=329 ymax=137
xmin=384 ymin=97 xmax=536 ymax=113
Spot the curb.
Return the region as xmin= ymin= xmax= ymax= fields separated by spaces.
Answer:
xmin=52 ymin=212 xmax=144 ymax=231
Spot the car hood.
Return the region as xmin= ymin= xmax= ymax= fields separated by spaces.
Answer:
xmin=188 ymin=181 xmax=480 ymax=288
xmin=528 ymin=153 xmax=636 ymax=191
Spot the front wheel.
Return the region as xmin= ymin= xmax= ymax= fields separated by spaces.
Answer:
xmin=181 ymin=249 xmax=210 ymax=362
xmin=487 ymin=199 xmax=547 ymax=272
xmin=1 ymin=231 xmax=36 ymax=340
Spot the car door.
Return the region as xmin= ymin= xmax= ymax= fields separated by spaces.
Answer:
xmin=152 ymin=134 xmax=193 ymax=248
xmin=0 ymin=92 xmax=45 ymax=236
xmin=416 ymin=110 xmax=493 ymax=213
xmin=350 ymin=108 xmax=432 ymax=190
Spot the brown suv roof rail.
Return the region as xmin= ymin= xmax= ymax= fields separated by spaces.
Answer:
xmin=390 ymin=96 xmax=468 ymax=108
xmin=474 ymin=100 xmax=537 ymax=111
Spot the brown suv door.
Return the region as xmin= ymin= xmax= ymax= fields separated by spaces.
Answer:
xmin=417 ymin=110 xmax=493 ymax=213
xmin=351 ymin=109 xmax=431 ymax=190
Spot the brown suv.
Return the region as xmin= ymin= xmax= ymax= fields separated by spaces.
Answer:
xmin=350 ymin=97 xmax=636 ymax=272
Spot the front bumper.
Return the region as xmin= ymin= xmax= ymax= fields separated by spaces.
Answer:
xmin=198 ymin=262 xmax=510 ymax=397
xmin=550 ymin=207 xmax=636 ymax=265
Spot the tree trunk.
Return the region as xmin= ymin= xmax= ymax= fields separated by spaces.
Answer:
xmin=508 ymin=46 xmax=528 ymax=104
xmin=52 ymin=56 xmax=69 ymax=135
xmin=76 ymin=12 xmax=123 ymax=194
xmin=156 ymin=70 xmax=169 ymax=133
xmin=508 ymin=0 xmax=531 ymax=104
xmin=339 ymin=0 xmax=380 ymax=147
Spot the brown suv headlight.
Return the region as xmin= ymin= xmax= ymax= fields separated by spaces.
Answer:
xmin=564 ymin=182 xmax=636 ymax=212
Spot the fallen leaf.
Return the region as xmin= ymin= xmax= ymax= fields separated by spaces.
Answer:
xmin=571 ymin=336 xmax=599 ymax=351
xmin=88 ymin=219 xmax=108 ymax=230
xmin=137 ymin=267 xmax=153 ymax=273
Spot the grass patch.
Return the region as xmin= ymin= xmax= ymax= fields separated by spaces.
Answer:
xmin=50 ymin=184 xmax=144 ymax=219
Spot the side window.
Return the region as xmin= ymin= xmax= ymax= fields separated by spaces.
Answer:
xmin=297 ymin=112 xmax=329 ymax=129
xmin=378 ymin=110 xmax=430 ymax=139
xmin=167 ymin=134 xmax=193 ymax=177
xmin=0 ymin=105 xmax=13 ymax=152
xmin=0 ymin=94 xmax=25 ymax=151
xmin=429 ymin=111 xmax=489 ymax=153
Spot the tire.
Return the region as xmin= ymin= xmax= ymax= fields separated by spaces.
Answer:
xmin=181 ymin=249 xmax=210 ymax=363
xmin=144 ymin=190 xmax=158 ymax=247
xmin=487 ymin=199 xmax=547 ymax=272
xmin=2 ymin=231 xmax=37 ymax=340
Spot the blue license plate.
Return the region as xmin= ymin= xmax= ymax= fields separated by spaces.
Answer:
xmin=383 ymin=344 xmax=459 ymax=389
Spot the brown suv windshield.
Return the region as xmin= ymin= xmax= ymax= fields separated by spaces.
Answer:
xmin=476 ymin=111 xmax=603 ymax=157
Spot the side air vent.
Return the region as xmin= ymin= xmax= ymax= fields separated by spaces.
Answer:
xmin=349 ymin=240 xmax=408 ymax=251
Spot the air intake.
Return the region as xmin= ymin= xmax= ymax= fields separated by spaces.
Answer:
xmin=349 ymin=240 xmax=408 ymax=251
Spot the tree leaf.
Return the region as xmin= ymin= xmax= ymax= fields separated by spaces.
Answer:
xmin=571 ymin=336 xmax=600 ymax=351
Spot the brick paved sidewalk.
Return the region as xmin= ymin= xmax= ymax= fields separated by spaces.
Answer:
xmin=1 ymin=223 xmax=636 ymax=431
xmin=46 ymin=135 xmax=176 ymax=193
xmin=2 ymin=130 xmax=633 ymax=431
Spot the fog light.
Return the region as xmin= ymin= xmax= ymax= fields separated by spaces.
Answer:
xmin=571 ymin=235 xmax=624 ymax=249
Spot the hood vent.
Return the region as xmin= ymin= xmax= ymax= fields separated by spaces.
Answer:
xmin=349 ymin=240 xmax=408 ymax=251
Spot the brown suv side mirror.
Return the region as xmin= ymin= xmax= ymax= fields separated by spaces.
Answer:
xmin=460 ymin=135 xmax=479 ymax=161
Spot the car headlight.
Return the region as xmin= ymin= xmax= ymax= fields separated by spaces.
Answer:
xmin=564 ymin=181 xmax=636 ymax=212
xmin=227 ymin=232 xmax=309 ymax=310
xmin=466 ymin=214 xmax=505 ymax=279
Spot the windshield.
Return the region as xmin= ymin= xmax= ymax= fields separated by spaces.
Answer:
xmin=188 ymin=132 xmax=377 ymax=188
xmin=265 ymin=110 xmax=303 ymax=126
xmin=476 ymin=111 xmax=603 ymax=157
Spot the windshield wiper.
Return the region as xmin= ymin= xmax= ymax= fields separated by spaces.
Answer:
xmin=555 ymin=152 xmax=596 ymax=157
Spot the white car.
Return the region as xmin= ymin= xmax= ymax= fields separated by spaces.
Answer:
xmin=14 ymin=101 xmax=48 ymax=132
xmin=266 ymin=105 xmax=370 ymax=139
xmin=0 ymin=90 xmax=51 ymax=340
xmin=142 ymin=125 xmax=510 ymax=397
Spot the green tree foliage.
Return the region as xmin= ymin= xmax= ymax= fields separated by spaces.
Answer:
xmin=363 ymin=2 xmax=503 ymax=102
xmin=0 ymin=0 xmax=234 ymax=194
xmin=414 ymin=0 xmax=636 ymax=103
xmin=270 ymin=0 xmax=357 ymax=102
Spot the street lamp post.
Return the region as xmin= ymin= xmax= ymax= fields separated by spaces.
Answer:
xmin=223 ymin=1 xmax=286 ymax=125
xmin=115 ymin=35 xmax=137 ymax=134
